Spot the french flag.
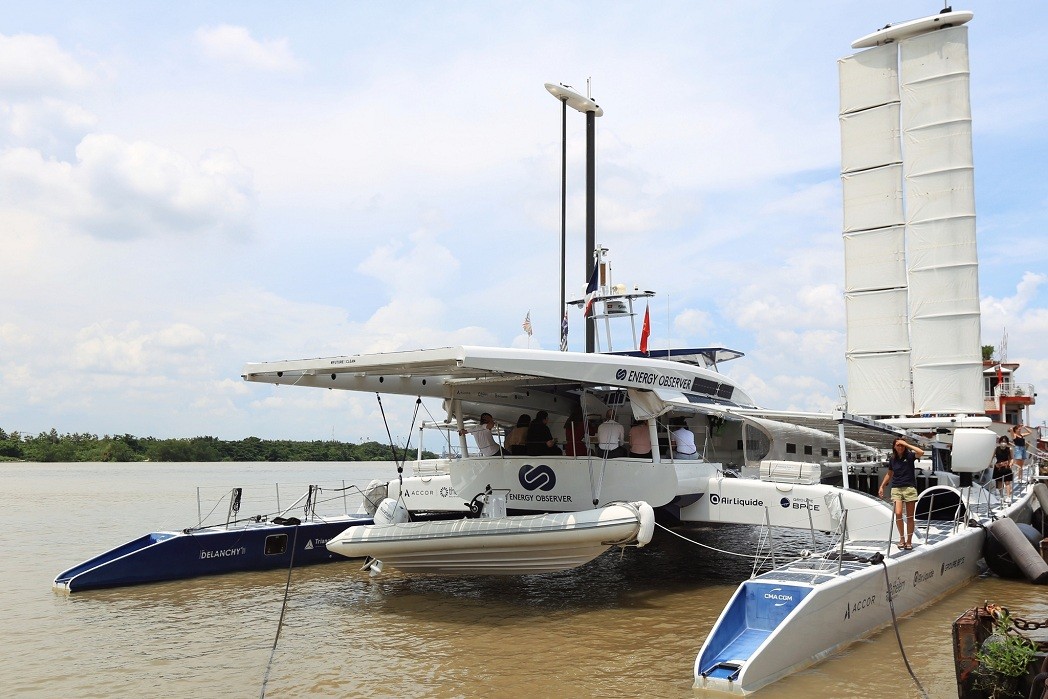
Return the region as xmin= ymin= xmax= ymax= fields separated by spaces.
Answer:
xmin=582 ymin=265 xmax=599 ymax=316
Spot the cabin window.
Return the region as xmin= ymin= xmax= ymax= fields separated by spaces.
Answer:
xmin=265 ymin=534 xmax=288 ymax=556
xmin=786 ymin=443 xmax=797 ymax=454
xmin=833 ymin=450 xmax=840 ymax=458
xmin=821 ymin=448 xmax=828 ymax=457
xmin=804 ymin=445 xmax=813 ymax=455
xmin=737 ymin=440 xmax=744 ymax=450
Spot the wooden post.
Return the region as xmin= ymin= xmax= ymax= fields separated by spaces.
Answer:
xmin=953 ymin=606 xmax=995 ymax=699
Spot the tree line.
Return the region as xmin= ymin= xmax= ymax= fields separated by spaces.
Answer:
xmin=0 ymin=428 xmax=438 ymax=463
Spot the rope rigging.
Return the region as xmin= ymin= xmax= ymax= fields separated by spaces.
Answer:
xmin=259 ymin=524 xmax=299 ymax=699
xmin=874 ymin=553 xmax=930 ymax=699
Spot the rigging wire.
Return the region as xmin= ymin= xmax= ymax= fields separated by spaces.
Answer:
xmin=259 ymin=524 xmax=300 ymax=699
xmin=374 ymin=393 xmax=424 ymax=509
xmin=375 ymin=392 xmax=402 ymax=476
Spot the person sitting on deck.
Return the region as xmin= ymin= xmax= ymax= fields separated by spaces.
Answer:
xmin=505 ymin=414 xmax=531 ymax=455
xmin=596 ymin=409 xmax=627 ymax=459
xmin=458 ymin=413 xmax=503 ymax=457
xmin=526 ymin=410 xmax=562 ymax=456
xmin=669 ymin=417 xmax=698 ymax=460
xmin=627 ymin=418 xmax=652 ymax=459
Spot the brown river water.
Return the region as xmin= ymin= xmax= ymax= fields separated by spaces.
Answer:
xmin=2 ymin=461 xmax=1045 ymax=698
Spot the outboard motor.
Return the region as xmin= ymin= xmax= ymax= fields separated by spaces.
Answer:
xmin=373 ymin=497 xmax=410 ymax=525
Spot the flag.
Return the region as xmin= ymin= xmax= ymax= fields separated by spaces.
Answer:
xmin=522 ymin=311 xmax=533 ymax=337
xmin=582 ymin=265 xmax=599 ymax=316
xmin=560 ymin=311 xmax=568 ymax=351
xmin=640 ymin=304 xmax=650 ymax=355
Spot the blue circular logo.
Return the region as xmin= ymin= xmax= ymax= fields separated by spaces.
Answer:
xmin=615 ymin=369 xmax=627 ymax=380
xmin=518 ymin=464 xmax=557 ymax=491
xmin=780 ymin=497 xmax=790 ymax=508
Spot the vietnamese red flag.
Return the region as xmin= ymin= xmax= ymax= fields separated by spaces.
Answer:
xmin=640 ymin=304 xmax=651 ymax=355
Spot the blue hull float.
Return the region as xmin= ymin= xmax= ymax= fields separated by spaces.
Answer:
xmin=56 ymin=484 xmax=377 ymax=592
xmin=54 ymin=515 xmax=372 ymax=593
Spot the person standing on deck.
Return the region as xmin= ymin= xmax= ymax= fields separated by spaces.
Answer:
xmin=878 ymin=438 xmax=925 ymax=550
xmin=458 ymin=413 xmax=503 ymax=457
xmin=1010 ymin=424 xmax=1031 ymax=482
xmin=992 ymin=436 xmax=1014 ymax=499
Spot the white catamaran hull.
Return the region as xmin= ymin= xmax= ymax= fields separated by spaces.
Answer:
xmin=326 ymin=501 xmax=655 ymax=575
xmin=694 ymin=486 xmax=1039 ymax=695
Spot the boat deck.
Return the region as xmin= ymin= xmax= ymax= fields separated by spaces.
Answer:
xmin=753 ymin=478 xmax=1034 ymax=589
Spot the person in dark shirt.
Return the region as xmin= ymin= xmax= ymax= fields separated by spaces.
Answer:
xmin=525 ymin=410 xmax=562 ymax=456
xmin=878 ymin=438 xmax=925 ymax=550
xmin=992 ymin=436 xmax=1014 ymax=499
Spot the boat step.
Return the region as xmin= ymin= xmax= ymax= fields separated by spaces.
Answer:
xmin=702 ymin=661 xmax=742 ymax=681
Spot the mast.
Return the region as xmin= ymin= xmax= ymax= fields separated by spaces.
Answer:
xmin=585 ymin=78 xmax=597 ymax=354
xmin=544 ymin=80 xmax=603 ymax=353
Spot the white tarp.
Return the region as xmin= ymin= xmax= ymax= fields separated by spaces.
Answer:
xmin=846 ymin=352 xmax=913 ymax=417
xmin=845 ymin=289 xmax=909 ymax=354
xmin=839 ymin=103 xmax=901 ymax=174
xmin=839 ymin=44 xmax=899 ymax=115
xmin=843 ymin=226 xmax=906 ymax=293
xmin=841 ymin=164 xmax=904 ymax=233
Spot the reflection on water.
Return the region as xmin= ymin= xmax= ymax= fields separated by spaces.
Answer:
xmin=1 ymin=462 xmax=1045 ymax=698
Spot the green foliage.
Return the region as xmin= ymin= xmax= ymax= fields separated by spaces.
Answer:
xmin=975 ymin=613 xmax=1038 ymax=699
xmin=0 ymin=427 xmax=438 ymax=463
xmin=982 ymin=344 xmax=996 ymax=361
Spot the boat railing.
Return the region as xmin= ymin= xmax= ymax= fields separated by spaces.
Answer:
xmin=750 ymin=506 xmax=778 ymax=577
xmin=190 ymin=479 xmax=375 ymax=530
xmin=914 ymin=485 xmax=968 ymax=540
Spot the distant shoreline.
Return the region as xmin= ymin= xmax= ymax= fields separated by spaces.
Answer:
xmin=0 ymin=430 xmax=438 ymax=463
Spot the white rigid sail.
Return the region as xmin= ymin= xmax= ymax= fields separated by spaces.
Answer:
xmin=839 ymin=21 xmax=982 ymax=416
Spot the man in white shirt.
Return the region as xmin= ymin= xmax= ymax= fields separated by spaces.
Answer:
xmin=670 ymin=417 xmax=698 ymax=460
xmin=596 ymin=410 xmax=626 ymax=458
xmin=459 ymin=413 xmax=503 ymax=457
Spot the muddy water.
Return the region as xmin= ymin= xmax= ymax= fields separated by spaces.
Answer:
xmin=2 ymin=462 xmax=1044 ymax=698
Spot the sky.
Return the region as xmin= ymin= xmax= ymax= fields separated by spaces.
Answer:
xmin=1 ymin=1 xmax=1046 ymax=446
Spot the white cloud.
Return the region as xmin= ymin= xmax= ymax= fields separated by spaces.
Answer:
xmin=674 ymin=309 xmax=711 ymax=336
xmin=0 ymin=135 xmax=255 ymax=240
xmin=194 ymin=25 xmax=301 ymax=72
xmin=74 ymin=321 xmax=210 ymax=375
xmin=74 ymin=135 xmax=254 ymax=239
xmin=0 ymin=33 xmax=94 ymax=94
xmin=2 ymin=98 xmax=97 ymax=158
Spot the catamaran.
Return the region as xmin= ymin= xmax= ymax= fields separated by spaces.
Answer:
xmin=240 ymin=8 xmax=1048 ymax=694
xmin=57 ymin=6 xmax=1046 ymax=695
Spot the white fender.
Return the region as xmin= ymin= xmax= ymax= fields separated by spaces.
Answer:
xmin=635 ymin=501 xmax=655 ymax=547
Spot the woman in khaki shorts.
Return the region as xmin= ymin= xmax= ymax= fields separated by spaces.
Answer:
xmin=878 ymin=438 xmax=925 ymax=550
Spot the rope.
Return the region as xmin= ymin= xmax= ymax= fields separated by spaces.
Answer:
xmin=876 ymin=556 xmax=929 ymax=699
xmin=259 ymin=524 xmax=299 ymax=699
xmin=654 ymin=522 xmax=767 ymax=560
